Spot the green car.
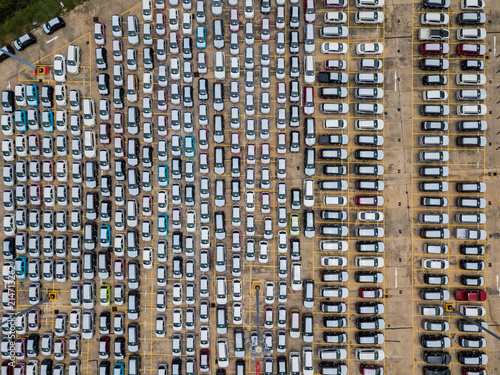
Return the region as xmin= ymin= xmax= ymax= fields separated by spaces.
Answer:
xmin=100 ymin=284 xmax=111 ymax=306
xmin=290 ymin=214 xmax=300 ymax=236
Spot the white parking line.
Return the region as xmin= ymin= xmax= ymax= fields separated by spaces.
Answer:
xmin=395 ymin=267 xmax=398 ymax=289
xmin=394 ymin=70 xmax=397 ymax=91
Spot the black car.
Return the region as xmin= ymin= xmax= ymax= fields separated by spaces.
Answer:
xmin=99 ymin=361 xmax=110 ymax=375
xmin=420 ymin=58 xmax=449 ymax=71
xmin=40 ymin=359 xmax=53 ymax=375
xmin=43 ymin=17 xmax=66 ymax=35
xmin=113 ymin=87 xmax=124 ymax=109
xmin=422 ymin=0 xmax=450 ymax=8
xmin=422 ymin=121 xmax=449 ymax=131
xmin=26 ymin=334 xmax=40 ymax=357
xmin=40 ymin=86 xmax=54 ymax=108
xmin=172 ymin=358 xmax=182 ymax=374
xmin=13 ymin=33 xmax=37 ymax=51
xmin=423 ymin=351 xmax=451 ymax=365
xmin=423 ymin=74 xmax=447 ymax=86
xmin=457 ymin=12 xmax=486 ymax=25
xmin=96 ymin=48 xmax=107 ymax=70
xmin=423 ymin=366 xmax=451 ymax=375
xmin=318 ymin=72 xmax=348 ymax=84
xmin=461 ymin=59 xmax=484 ymax=71
xmin=0 ymin=45 xmax=15 ymax=63
xmin=97 ymin=73 xmax=110 ymax=95
xmin=261 ymin=0 xmax=271 ymax=13
xmin=1 ymin=90 xmax=14 ymax=112
xmin=182 ymin=37 xmax=193 ymax=60
xmin=460 ymin=245 xmax=485 ymax=256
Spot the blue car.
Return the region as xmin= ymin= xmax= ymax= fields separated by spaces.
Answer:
xmin=14 ymin=109 xmax=27 ymax=132
xmin=26 ymin=84 xmax=39 ymax=107
xmin=196 ymin=26 xmax=207 ymax=49
xmin=14 ymin=256 xmax=27 ymax=279
xmin=41 ymin=110 xmax=54 ymax=132
xmin=113 ymin=363 xmax=125 ymax=375
xmin=99 ymin=225 xmax=112 ymax=248
xmin=158 ymin=214 xmax=168 ymax=237
xmin=184 ymin=135 xmax=195 ymax=158
xmin=158 ymin=164 xmax=169 ymax=187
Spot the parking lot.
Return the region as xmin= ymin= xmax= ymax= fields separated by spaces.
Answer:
xmin=0 ymin=0 xmax=500 ymax=374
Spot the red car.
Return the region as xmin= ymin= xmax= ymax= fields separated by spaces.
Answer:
xmin=355 ymin=195 xmax=384 ymax=207
xmin=304 ymin=0 xmax=316 ymax=23
xmin=462 ymin=368 xmax=486 ymax=375
xmin=360 ymin=364 xmax=384 ymax=375
xmin=455 ymin=289 xmax=486 ymax=301
xmin=419 ymin=43 xmax=450 ymax=55
xmin=359 ymin=288 xmax=384 ymax=299
xmin=99 ymin=122 xmax=111 ymax=144
xmin=303 ymin=86 xmax=315 ymax=115
xmin=98 ymin=336 xmax=110 ymax=359
xmin=456 ymin=44 xmax=486 ymax=56
xmin=200 ymin=349 xmax=210 ymax=372
xmin=0 ymin=361 xmax=12 ymax=375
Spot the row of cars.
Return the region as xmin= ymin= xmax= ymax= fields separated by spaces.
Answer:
xmin=416 ymin=0 xmax=488 ymax=374
xmin=315 ymin=0 xmax=386 ymax=374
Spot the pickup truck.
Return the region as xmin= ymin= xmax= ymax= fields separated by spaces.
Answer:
xmin=319 ymin=134 xmax=349 ymax=145
xmin=419 ymin=28 xmax=450 ymax=41
xmin=318 ymin=72 xmax=349 ymax=84
xmin=456 ymin=228 xmax=487 ymax=240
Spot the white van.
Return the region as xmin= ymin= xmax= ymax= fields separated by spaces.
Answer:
xmin=457 ymin=105 xmax=487 ymax=116
xmin=355 ymin=348 xmax=385 ymax=361
xmin=214 ymin=51 xmax=226 ymax=81
xmin=355 ymin=119 xmax=384 ymax=130
xmin=456 ymin=74 xmax=486 ymax=86
xmin=304 ymin=55 xmax=315 ymax=84
xmin=82 ymin=99 xmax=96 ymax=127
xmin=83 ymin=130 xmax=96 ymax=158
xmin=289 ymin=353 xmax=301 ymax=374
xmin=291 ymin=263 xmax=302 ymax=291
xmin=320 ymin=240 xmax=348 ymax=252
xmin=217 ymin=339 xmax=229 ymax=368
xmin=303 ymin=179 xmax=314 ymax=207
xmin=457 ymin=28 xmax=486 ymax=40
xmin=290 ymin=311 xmax=300 ymax=338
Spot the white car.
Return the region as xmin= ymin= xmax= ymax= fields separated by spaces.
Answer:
xmin=422 ymin=258 xmax=450 ymax=270
xmin=142 ymin=247 xmax=153 ymax=269
xmin=421 ymin=13 xmax=449 ymax=25
xmin=200 ymin=326 xmax=210 ymax=348
xmin=53 ymin=54 xmax=66 ymax=83
xmin=356 ymin=43 xmax=384 ymax=55
xmin=265 ymin=282 xmax=275 ymax=304
xmin=358 ymin=211 xmax=384 ymax=222
xmin=321 ymin=42 xmax=348 ymax=54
